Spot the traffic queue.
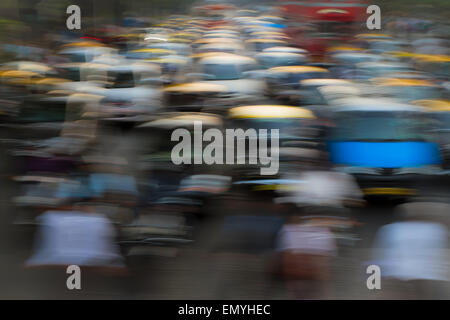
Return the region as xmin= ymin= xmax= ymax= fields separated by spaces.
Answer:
xmin=0 ymin=3 xmax=449 ymax=299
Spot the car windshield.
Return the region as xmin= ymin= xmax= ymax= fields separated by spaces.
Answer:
xmin=274 ymin=71 xmax=328 ymax=85
xmin=331 ymin=111 xmax=432 ymax=141
xmin=253 ymin=42 xmax=282 ymax=51
xmin=317 ymin=21 xmax=355 ymax=35
xmin=234 ymin=118 xmax=318 ymax=139
xmin=58 ymin=67 xmax=80 ymax=81
xmin=126 ymin=51 xmax=166 ymax=60
xmin=385 ymin=86 xmax=442 ymax=102
xmin=432 ymin=113 xmax=450 ymax=129
xmin=360 ymin=65 xmax=411 ymax=77
xmin=258 ymin=56 xmax=306 ymax=69
xmin=107 ymin=71 xmax=135 ymax=88
xmin=60 ymin=52 xmax=87 ymax=63
xmin=201 ymin=63 xmax=255 ymax=80
xmin=369 ymin=41 xmax=402 ymax=52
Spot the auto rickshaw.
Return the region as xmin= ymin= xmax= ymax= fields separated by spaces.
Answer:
xmin=192 ymin=53 xmax=266 ymax=105
xmin=151 ymin=56 xmax=192 ymax=84
xmin=58 ymin=45 xmax=116 ymax=63
xmin=195 ymin=42 xmax=245 ymax=55
xmin=247 ymin=31 xmax=290 ymax=41
xmin=0 ymin=70 xmax=43 ymax=87
xmin=413 ymin=55 xmax=450 ymax=81
xmin=227 ymin=105 xmax=322 ymax=196
xmin=265 ymin=66 xmax=329 ymax=100
xmin=81 ymin=62 xmax=163 ymax=130
xmin=0 ymin=61 xmax=56 ymax=76
xmin=163 ymin=82 xmax=228 ymax=112
xmin=329 ymin=52 xmax=384 ymax=79
xmin=124 ymin=48 xmax=176 ymax=61
xmin=256 ymin=51 xmax=308 ymax=69
xmin=352 ymin=33 xmax=393 ymax=48
xmin=245 ymin=38 xmax=288 ymax=52
xmin=202 ymin=32 xmax=240 ymax=39
xmin=135 ymin=112 xmax=225 ymax=204
xmin=169 ymin=32 xmax=199 ymax=42
xmin=354 ymin=61 xmax=413 ymax=80
xmin=373 ymin=78 xmax=443 ymax=103
xmin=192 ymin=37 xmax=242 ymax=50
xmin=263 ymin=46 xmax=308 ymax=55
xmin=328 ymin=97 xmax=442 ymax=200
xmin=326 ymin=46 xmax=364 ymax=55
xmin=297 ymin=78 xmax=355 ymax=107
xmin=413 ymin=99 xmax=450 ymax=170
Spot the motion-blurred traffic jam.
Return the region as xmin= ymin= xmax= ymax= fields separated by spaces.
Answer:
xmin=0 ymin=0 xmax=449 ymax=299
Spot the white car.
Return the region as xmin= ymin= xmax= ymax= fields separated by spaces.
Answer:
xmin=193 ymin=53 xmax=267 ymax=103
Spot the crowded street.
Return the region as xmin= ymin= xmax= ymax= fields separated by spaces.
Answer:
xmin=0 ymin=1 xmax=449 ymax=299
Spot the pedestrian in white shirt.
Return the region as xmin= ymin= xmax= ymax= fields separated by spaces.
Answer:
xmin=26 ymin=202 xmax=125 ymax=270
xmin=275 ymin=215 xmax=337 ymax=299
xmin=276 ymin=156 xmax=364 ymax=209
xmin=370 ymin=202 xmax=450 ymax=299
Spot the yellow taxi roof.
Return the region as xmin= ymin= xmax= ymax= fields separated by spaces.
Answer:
xmin=387 ymin=51 xmax=423 ymax=58
xmin=34 ymin=77 xmax=70 ymax=85
xmin=412 ymin=99 xmax=450 ymax=112
xmin=414 ymin=55 xmax=450 ymax=63
xmin=168 ymin=38 xmax=192 ymax=43
xmin=246 ymin=39 xmax=286 ymax=43
xmin=191 ymin=52 xmax=224 ymax=59
xmin=154 ymin=23 xmax=175 ymax=27
xmin=377 ymin=78 xmax=437 ymax=87
xmin=117 ymin=33 xmax=141 ymax=38
xmin=198 ymin=53 xmax=256 ymax=64
xmin=237 ymin=9 xmax=258 ymax=13
xmin=142 ymin=113 xmax=223 ymax=128
xmin=163 ymin=82 xmax=228 ymax=93
xmin=317 ymin=9 xmax=349 ymax=14
xmin=268 ymin=66 xmax=329 ymax=73
xmin=4 ymin=61 xmax=53 ymax=73
xmin=209 ymin=25 xmax=238 ymax=30
xmin=355 ymin=33 xmax=392 ymax=38
xmin=131 ymin=48 xmax=176 ymax=54
xmin=0 ymin=70 xmax=42 ymax=78
xmin=229 ymin=105 xmax=316 ymax=119
xmin=263 ymin=46 xmax=308 ymax=54
xmin=62 ymin=41 xmax=105 ymax=48
xmin=199 ymin=42 xmax=244 ymax=50
xmin=259 ymin=15 xmax=283 ymax=19
xmin=203 ymin=32 xmax=239 ymax=37
xmin=300 ymin=78 xmax=352 ymax=86
xmin=249 ymin=31 xmax=285 ymax=36
xmin=257 ymin=52 xmax=305 ymax=58
xmin=170 ymin=32 xmax=197 ymax=38
xmin=203 ymin=33 xmax=239 ymax=40
xmin=194 ymin=38 xmax=240 ymax=45
xmin=152 ymin=58 xmax=188 ymax=64
xmin=328 ymin=46 xmax=364 ymax=52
